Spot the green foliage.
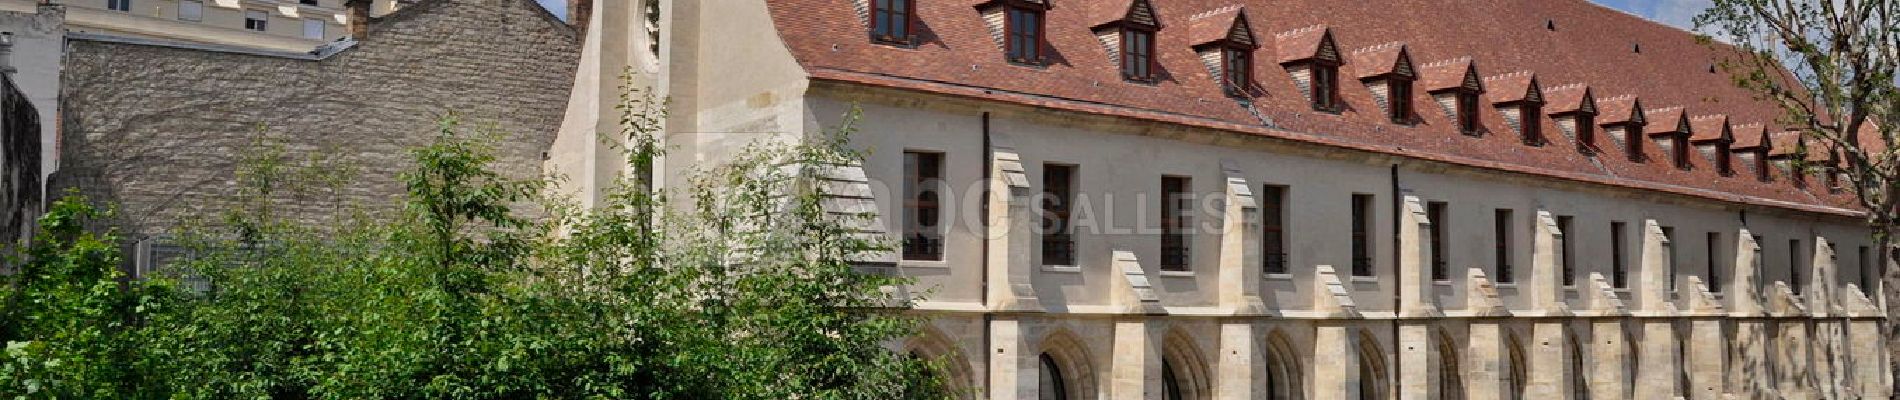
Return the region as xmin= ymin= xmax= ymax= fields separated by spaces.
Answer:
xmin=0 ymin=86 xmax=948 ymax=399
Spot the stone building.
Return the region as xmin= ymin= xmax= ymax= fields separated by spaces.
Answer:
xmin=52 ymin=0 xmax=577 ymax=268
xmin=0 ymin=34 xmax=41 ymax=247
xmin=0 ymin=0 xmax=430 ymax=53
xmin=553 ymin=1 xmax=1892 ymax=399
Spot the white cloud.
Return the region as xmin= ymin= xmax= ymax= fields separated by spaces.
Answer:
xmin=1647 ymin=0 xmax=1716 ymax=32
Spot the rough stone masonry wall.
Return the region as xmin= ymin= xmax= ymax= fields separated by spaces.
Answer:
xmin=52 ymin=0 xmax=578 ymax=240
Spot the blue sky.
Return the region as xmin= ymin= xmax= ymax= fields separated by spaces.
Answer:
xmin=531 ymin=0 xmax=1707 ymax=31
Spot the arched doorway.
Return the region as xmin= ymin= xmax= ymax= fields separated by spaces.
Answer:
xmin=1038 ymin=330 xmax=1096 ymax=400
xmin=1265 ymin=330 xmax=1304 ymax=400
xmin=1437 ymin=331 xmax=1465 ymax=400
xmin=1161 ymin=330 xmax=1211 ymax=400
xmin=1506 ymin=334 xmax=1527 ymax=400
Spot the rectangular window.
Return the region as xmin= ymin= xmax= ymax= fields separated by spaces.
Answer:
xmin=1457 ymin=91 xmax=1481 ymax=135
xmin=1627 ymin=124 xmax=1646 ymax=162
xmin=1121 ymin=28 xmax=1155 ymax=81
xmin=1388 ymin=79 xmax=1413 ymax=124
xmin=1520 ymin=104 xmax=1544 ymax=146
xmin=108 ymin=0 xmax=131 ymax=12
xmin=1161 ymin=176 xmax=1192 ymax=271
xmin=1559 ymin=215 xmax=1575 ymax=286
xmin=1673 ymin=136 xmax=1691 ymax=170
xmin=1223 ymin=48 xmax=1252 ymax=95
xmin=245 ymin=10 xmax=270 ymax=32
xmin=1611 ymin=222 xmax=1628 ymax=288
xmin=300 ymin=0 xmax=319 ymax=4
xmin=1428 ymin=201 xmax=1449 ymax=281
xmin=177 ymin=0 xmax=202 ymax=21
xmin=1004 ymin=6 xmax=1044 ymax=64
xmin=303 ymin=19 xmax=325 ymax=39
xmin=1789 ymin=239 xmax=1804 ymax=295
xmin=1717 ymin=146 xmax=1734 ymax=176
xmin=1351 ymin=194 xmax=1374 ymax=277
xmin=1756 ymin=154 xmax=1771 ymax=181
xmin=1312 ymin=64 xmax=1339 ymax=112
xmin=902 ymin=152 xmax=944 ymax=261
xmin=1041 ymin=164 xmax=1076 ymax=266
xmin=870 ymin=0 xmax=912 ymax=44
xmin=1495 ymin=209 xmax=1514 ymax=283
xmin=1576 ymin=114 xmax=1597 ymax=150
xmin=1706 ymin=232 xmax=1723 ymax=293
xmin=1262 ymin=185 xmax=1288 ymax=275
xmin=1860 ymin=246 xmax=1873 ymax=291
xmin=1662 ymin=226 xmax=1676 ymax=291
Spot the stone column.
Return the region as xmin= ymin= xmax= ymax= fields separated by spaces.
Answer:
xmin=988 ymin=317 xmax=1038 ymax=400
xmin=1776 ymin=320 xmax=1812 ymax=400
xmin=1527 ymin=322 xmax=1571 ymax=400
xmin=1805 ymin=238 xmax=1847 ymax=400
xmin=1111 ymin=319 xmax=1163 ymax=400
xmin=1686 ymin=316 xmax=1725 ymax=399
xmin=1637 ymin=220 xmax=1674 ymax=314
xmin=1590 ymin=319 xmax=1631 ymax=400
xmin=1633 ymin=319 xmax=1679 ymax=400
xmin=1312 ymin=323 xmax=1359 ymax=400
xmin=1726 ymin=230 xmax=1770 ymax=399
xmin=1397 ymin=322 xmax=1433 ymax=400
xmin=1531 ymin=211 xmax=1568 ymax=313
xmin=1467 ymin=320 xmax=1507 ymax=400
xmin=985 ymin=134 xmax=1040 ymax=311
xmin=1218 ymin=161 xmax=1266 ymax=314
xmin=1215 ymin=321 xmax=1261 ymax=400
xmin=1847 ymin=318 xmax=1890 ymax=399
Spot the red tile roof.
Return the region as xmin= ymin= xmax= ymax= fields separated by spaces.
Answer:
xmin=1645 ymin=107 xmax=1689 ymax=136
xmin=1689 ymin=115 xmax=1732 ymax=143
xmin=1349 ymin=42 xmax=1409 ymax=78
xmin=1543 ymin=84 xmax=1591 ymax=114
xmin=1732 ymin=123 xmax=1769 ymax=150
xmin=1189 ymin=6 xmax=1251 ymax=47
xmin=1417 ymin=57 xmax=1477 ymax=92
xmin=763 ymin=0 xmax=1859 ymax=216
xmin=1596 ymin=95 xmax=1643 ymax=124
xmin=1483 ymin=72 xmax=1539 ymax=104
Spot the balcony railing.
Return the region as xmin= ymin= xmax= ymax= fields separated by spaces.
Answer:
xmin=903 ymin=233 xmax=943 ymax=261
xmin=1042 ymin=234 xmax=1075 ymax=266
xmin=1263 ymin=252 xmax=1288 ymax=275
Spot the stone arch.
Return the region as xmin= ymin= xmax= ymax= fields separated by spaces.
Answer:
xmin=1161 ymin=329 xmax=1212 ymax=400
xmin=904 ymin=325 xmax=976 ymax=399
xmin=1038 ymin=329 xmax=1098 ymax=400
xmin=1357 ymin=330 xmax=1390 ymax=400
xmin=1506 ymin=333 xmax=1528 ymax=400
xmin=1568 ymin=331 xmax=1589 ymax=400
xmin=1264 ymin=329 xmax=1305 ymax=400
xmin=1625 ymin=330 xmax=1640 ymax=400
xmin=1436 ymin=329 xmax=1465 ymax=400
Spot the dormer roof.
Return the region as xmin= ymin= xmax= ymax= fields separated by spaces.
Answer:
xmin=1191 ymin=6 xmax=1257 ymax=49
xmin=1644 ymin=107 xmax=1690 ymax=137
xmin=1273 ymin=25 xmax=1335 ymax=63
xmin=1350 ymin=42 xmax=1413 ymax=79
xmin=1731 ymin=123 xmax=1770 ymax=150
xmin=1418 ymin=58 xmax=1482 ymax=93
xmin=1544 ymin=84 xmax=1595 ymax=115
xmin=1689 ymin=115 xmax=1733 ymax=143
xmin=1769 ymin=131 xmax=1806 ymax=158
xmin=1087 ymin=0 xmax=1159 ymax=29
xmin=1483 ymin=72 xmax=1542 ymax=104
xmin=1596 ymin=95 xmax=1645 ymax=125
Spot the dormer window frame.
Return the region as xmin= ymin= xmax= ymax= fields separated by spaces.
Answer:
xmin=1119 ymin=23 xmax=1158 ymax=82
xmin=1001 ymin=1 xmax=1050 ymax=66
xmin=1500 ymin=100 xmax=1545 ymax=146
xmin=1673 ymin=133 xmax=1692 ymax=170
xmin=1715 ymin=140 xmax=1734 ymax=177
xmin=1387 ymin=75 xmax=1415 ymax=124
xmin=869 ymin=0 xmax=918 ymax=46
xmin=1573 ymin=110 xmax=1598 ymax=153
xmin=1310 ymin=61 xmax=1341 ymax=113
xmin=1616 ymin=121 xmax=1648 ymax=162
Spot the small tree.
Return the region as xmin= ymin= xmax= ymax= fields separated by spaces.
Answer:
xmin=1697 ymin=0 xmax=1899 ymax=378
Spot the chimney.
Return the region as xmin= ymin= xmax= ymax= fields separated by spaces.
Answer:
xmin=568 ymin=0 xmax=592 ymax=35
xmin=346 ymin=0 xmax=371 ymax=40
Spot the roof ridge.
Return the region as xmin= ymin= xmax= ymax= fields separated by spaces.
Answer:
xmin=1545 ymin=83 xmax=1587 ymax=91
xmin=1275 ymin=24 xmax=1326 ymax=38
xmin=1691 ymin=114 xmax=1728 ymax=120
xmin=1189 ymin=4 xmax=1244 ymax=21
xmin=1351 ymin=41 xmax=1405 ymax=54
xmin=1600 ymin=94 xmax=1638 ymax=101
xmin=1483 ymin=71 xmax=1534 ymax=80
xmin=1421 ymin=56 xmax=1473 ymax=67
xmin=1645 ymin=106 xmax=1687 ymax=112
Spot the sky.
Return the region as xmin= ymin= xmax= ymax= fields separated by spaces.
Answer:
xmin=529 ymin=0 xmax=1709 ymax=31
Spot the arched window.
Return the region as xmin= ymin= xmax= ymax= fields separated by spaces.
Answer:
xmin=1438 ymin=334 xmax=1465 ymax=400
xmin=1506 ymin=335 xmax=1527 ymax=400
xmin=1570 ymin=336 xmax=1589 ymax=400
xmin=1357 ymin=332 xmax=1389 ymax=400
xmin=905 ymin=327 xmax=976 ymax=399
xmin=1163 ymin=360 xmax=1183 ymax=400
xmin=1266 ymin=331 xmax=1304 ymax=400
xmin=1039 ymin=353 xmax=1068 ymax=400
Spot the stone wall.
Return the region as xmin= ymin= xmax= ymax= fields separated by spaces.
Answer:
xmin=52 ymin=0 xmax=578 ymax=241
xmin=0 ymin=73 xmax=38 ymax=247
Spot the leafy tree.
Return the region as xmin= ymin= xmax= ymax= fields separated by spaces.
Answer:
xmin=1697 ymin=0 xmax=1898 ymax=382
xmin=0 ymin=82 xmax=949 ymax=399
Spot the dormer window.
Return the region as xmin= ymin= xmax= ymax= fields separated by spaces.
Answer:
xmin=1457 ymin=91 xmax=1481 ymax=134
xmin=1122 ymin=26 xmax=1156 ymax=81
xmin=1544 ymin=85 xmax=1597 ymax=152
xmin=1483 ymin=72 xmax=1545 ymax=146
xmin=1224 ymin=47 xmax=1254 ymax=95
xmin=1519 ymin=103 xmax=1544 ymax=146
xmin=1350 ymin=43 xmax=1414 ymax=123
xmin=1311 ymin=62 xmax=1340 ymax=112
xmin=1621 ymin=121 xmax=1647 ymax=161
xmin=870 ymin=0 xmax=915 ymax=45
xmin=1673 ymin=135 xmax=1691 ymax=169
xmin=1191 ymin=7 xmax=1260 ymax=97
xmin=1690 ymin=116 xmax=1736 ymax=176
xmin=974 ymin=0 xmax=1052 ymax=66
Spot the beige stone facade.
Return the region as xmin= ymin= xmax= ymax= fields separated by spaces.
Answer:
xmin=0 ymin=0 xmax=421 ymax=52
xmin=554 ymin=1 xmax=1893 ymax=399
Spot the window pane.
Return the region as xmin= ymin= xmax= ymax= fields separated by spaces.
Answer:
xmin=1161 ymin=176 xmax=1192 ymax=271
xmin=903 ymin=152 xmax=945 ymax=261
xmin=1495 ymin=209 xmax=1513 ymax=283
xmin=1351 ymin=194 xmax=1373 ymax=276
xmin=1262 ymin=186 xmax=1287 ymax=275
xmin=1042 ymin=164 xmax=1076 ymax=266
